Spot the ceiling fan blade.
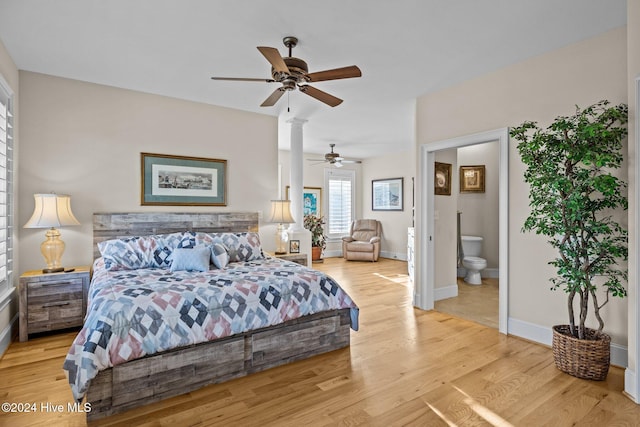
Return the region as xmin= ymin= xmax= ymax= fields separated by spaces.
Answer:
xmin=340 ymin=159 xmax=362 ymax=164
xmin=211 ymin=77 xmax=275 ymax=82
xmin=257 ymin=46 xmax=290 ymax=74
xmin=334 ymin=161 xmax=344 ymax=168
xmin=260 ymin=88 xmax=286 ymax=107
xmin=299 ymin=85 xmax=343 ymax=107
xmin=306 ymin=65 xmax=362 ymax=82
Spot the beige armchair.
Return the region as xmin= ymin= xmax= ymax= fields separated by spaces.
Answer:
xmin=342 ymin=219 xmax=382 ymax=262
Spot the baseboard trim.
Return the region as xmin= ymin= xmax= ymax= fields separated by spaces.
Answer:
xmin=0 ymin=311 xmax=17 ymax=359
xmin=457 ymin=267 xmax=499 ymax=279
xmin=508 ymin=317 xmax=628 ymax=368
xmin=625 ymin=368 xmax=638 ymax=403
xmin=434 ymin=284 xmax=458 ymax=301
xmin=380 ymin=250 xmax=407 ymax=261
xmin=483 ymin=268 xmax=499 ymax=278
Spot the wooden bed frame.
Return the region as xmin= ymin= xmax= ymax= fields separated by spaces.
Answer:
xmin=84 ymin=212 xmax=352 ymax=421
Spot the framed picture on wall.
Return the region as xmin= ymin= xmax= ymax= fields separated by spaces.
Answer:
xmin=460 ymin=165 xmax=486 ymax=193
xmin=286 ymin=186 xmax=322 ymax=217
xmin=434 ymin=162 xmax=452 ymax=196
xmin=372 ymin=177 xmax=404 ymax=211
xmin=141 ymin=152 xmax=227 ymax=206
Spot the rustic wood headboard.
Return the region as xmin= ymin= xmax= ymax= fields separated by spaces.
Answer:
xmin=92 ymin=212 xmax=260 ymax=260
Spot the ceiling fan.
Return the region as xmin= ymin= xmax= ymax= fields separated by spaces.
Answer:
xmin=211 ymin=36 xmax=361 ymax=108
xmin=307 ymin=144 xmax=362 ymax=168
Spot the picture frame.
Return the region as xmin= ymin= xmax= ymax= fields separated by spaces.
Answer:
xmin=289 ymin=240 xmax=300 ymax=253
xmin=460 ymin=165 xmax=486 ymax=193
xmin=141 ymin=152 xmax=227 ymax=206
xmin=286 ymin=186 xmax=322 ymax=217
xmin=434 ymin=162 xmax=452 ymax=196
xmin=372 ymin=177 xmax=404 ymax=211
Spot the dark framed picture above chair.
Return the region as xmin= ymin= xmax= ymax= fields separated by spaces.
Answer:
xmin=372 ymin=177 xmax=403 ymax=211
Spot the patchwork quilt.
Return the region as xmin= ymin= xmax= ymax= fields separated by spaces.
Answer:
xmin=63 ymin=256 xmax=359 ymax=401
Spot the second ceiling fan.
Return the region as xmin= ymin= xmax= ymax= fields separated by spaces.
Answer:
xmin=211 ymin=36 xmax=361 ymax=107
xmin=307 ymin=144 xmax=362 ymax=168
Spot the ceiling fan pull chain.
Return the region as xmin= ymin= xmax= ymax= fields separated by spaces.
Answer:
xmin=287 ymin=92 xmax=290 ymax=113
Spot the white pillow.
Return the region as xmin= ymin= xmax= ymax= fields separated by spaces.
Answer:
xmin=211 ymin=242 xmax=229 ymax=269
xmin=169 ymin=246 xmax=210 ymax=272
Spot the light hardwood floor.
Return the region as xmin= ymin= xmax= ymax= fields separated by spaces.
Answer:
xmin=435 ymin=278 xmax=499 ymax=329
xmin=1 ymin=257 xmax=639 ymax=426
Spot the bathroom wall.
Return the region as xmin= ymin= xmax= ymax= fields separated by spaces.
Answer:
xmin=434 ymin=149 xmax=458 ymax=294
xmin=457 ymin=141 xmax=499 ymax=270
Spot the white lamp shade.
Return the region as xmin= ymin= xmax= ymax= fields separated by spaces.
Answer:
xmin=24 ymin=194 xmax=80 ymax=228
xmin=268 ymin=200 xmax=295 ymax=224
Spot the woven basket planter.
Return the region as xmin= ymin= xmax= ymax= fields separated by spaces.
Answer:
xmin=552 ymin=325 xmax=611 ymax=381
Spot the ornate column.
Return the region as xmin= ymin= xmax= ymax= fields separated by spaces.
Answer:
xmin=286 ymin=117 xmax=311 ymax=265
xmin=287 ymin=117 xmax=307 ymax=231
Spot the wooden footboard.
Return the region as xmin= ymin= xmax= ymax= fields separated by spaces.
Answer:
xmin=86 ymin=309 xmax=351 ymax=421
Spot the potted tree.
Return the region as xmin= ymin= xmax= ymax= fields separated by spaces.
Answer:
xmin=304 ymin=214 xmax=327 ymax=262
xmin=510 ymin=100 xmax=628 ymax=380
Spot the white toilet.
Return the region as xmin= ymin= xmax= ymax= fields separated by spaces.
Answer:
xmin=461 ymin=235 xmax=487 ymax=285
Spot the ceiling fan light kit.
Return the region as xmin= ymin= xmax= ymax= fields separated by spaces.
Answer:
xmin=211 ymin=36 xmax=361 ymax=108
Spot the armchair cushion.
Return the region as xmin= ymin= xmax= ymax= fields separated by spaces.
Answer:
xmin=342 ymin=219 xmax=382 ymax=262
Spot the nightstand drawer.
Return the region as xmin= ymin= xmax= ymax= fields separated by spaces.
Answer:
xmin=27 ymin=280 xmax=84 ymax=333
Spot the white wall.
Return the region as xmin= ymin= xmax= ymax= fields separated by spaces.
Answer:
xmin=626 ymin=1 xmax=640 ymax=401
xmin=18 ymin=72 xmax=279 ymax=273
xmin=457 ymin=141 xmax=499 ymax=269
xmin=362 ymin=149 xmax=415 ymax=260
xmin=416 ymin=27 xmax=629 ymax=347
xmin=434 ymin=149 xmax=457 ymax=291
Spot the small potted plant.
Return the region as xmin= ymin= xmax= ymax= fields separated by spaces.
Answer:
xmin=304 ymin=214 xmax=326 ymax=262
xmin=510 ymin=100 xmax=628 ymax=380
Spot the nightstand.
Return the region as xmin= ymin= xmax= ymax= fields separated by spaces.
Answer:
xmin=269 ymin=252 xmax=308 ymax=266
xmin=18 ymin=266 xmax=91 ymax=342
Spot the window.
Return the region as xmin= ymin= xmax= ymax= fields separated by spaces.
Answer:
xmin=0 ymin=75 xmax=13 ymax=298
xmin=324 ymin=168 xmax=355 ymax=239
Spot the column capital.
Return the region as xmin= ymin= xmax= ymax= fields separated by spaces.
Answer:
xmin=286 ymin=117 xmax=308 ymax=127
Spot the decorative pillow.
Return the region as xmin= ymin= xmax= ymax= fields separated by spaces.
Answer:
xmin=210 ymin=242 xmax=229 ymax=269
xmin=215 ymin=232 xmax=264 ymax=263
xmin=177 ymin=231 xmax=196 ymax=248
xmin=169 ymin=246 xmax=211 ymax=272
xmin=98 ymin=232 xmax=185 ymax=271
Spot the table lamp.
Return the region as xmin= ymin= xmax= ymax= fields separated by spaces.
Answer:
xmin=24 ymin=193 xmax=80 ymax=273
xmin=268 ymin=200 xmax=295 ymax=254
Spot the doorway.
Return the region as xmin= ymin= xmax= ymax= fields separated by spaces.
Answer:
xmin=415 ymin=128 xmax=509 ymax=334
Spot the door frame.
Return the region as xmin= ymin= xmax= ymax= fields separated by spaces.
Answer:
xmin=416 ymin=128 xmax=509 ymax=334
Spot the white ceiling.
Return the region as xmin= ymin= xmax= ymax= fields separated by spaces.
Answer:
xmin=0 ymin=0 xmax=627 ymax=160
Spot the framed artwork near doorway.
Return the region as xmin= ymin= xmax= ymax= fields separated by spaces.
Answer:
xmin=460 ymin=165 xmax=486 ymax=193
xmin=434 ymin=162 xmax=452 ymax=196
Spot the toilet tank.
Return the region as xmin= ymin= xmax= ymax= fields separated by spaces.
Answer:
xmin=461 ymin=235 xmax=483 ymax=257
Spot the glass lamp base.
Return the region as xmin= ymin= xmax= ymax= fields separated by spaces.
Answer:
xmin=275 ymin=223 xmax=289 ymax=254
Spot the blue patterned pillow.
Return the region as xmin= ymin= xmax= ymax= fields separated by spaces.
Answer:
xmin=98 ymin=232 xmax=190 ymax=270
xmin=177 ymin=231 xmax=196 ymax=248
xmin=210 ymin=242 xmax=229 ymax=269
xmin=196 ymin=232 xmax=263 ymax=263
xmin=169 ymin=246 xmax=210 ymax=272
xmin=214 ymin=232 xmax=264 ymax=263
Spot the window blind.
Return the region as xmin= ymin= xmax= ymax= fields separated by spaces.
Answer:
xmin=325 ymin=169 xmax=355 ymax=237
xmin=0 ymin=77 xmax=13 ymax=296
